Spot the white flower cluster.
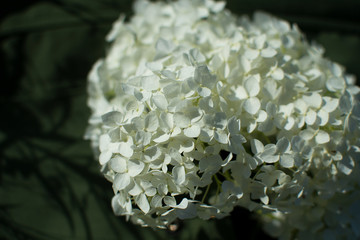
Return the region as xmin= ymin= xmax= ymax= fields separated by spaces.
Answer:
xmin=85 ymin=0 xmax=360 ymax=238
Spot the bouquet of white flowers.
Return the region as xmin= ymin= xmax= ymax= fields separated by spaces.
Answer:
xmin=85 ymin=0 xmax=360 ymax=239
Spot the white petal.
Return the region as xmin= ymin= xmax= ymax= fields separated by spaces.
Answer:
xmin=159 ymin=112 xmax=174 ymax=131
xmin=305 ymin=109 xmax=317 ymax=125
xmin=337 ymin=155 xmax=354 ymax=175
xmin=214 ymin=130 xmax=229 ymax=144
xmin=240 ymin=56 xmax=251 ymax=73
xmin=194 ymin=66 xmax=216 ymax=89
xmin=322 ymin=97 xmax=338 ymax=113
xmin=189 ymin=48 xmax=206 ymax=64
xmin=135 ymin=193 xmax=150 ymax=214
xmin=302 ymin=92 xmax=322 ymax=109
xmin=214 ymin=112 xmax=227 ymax=129
xmin=179 ymin=138 xmax=195 ymax=153
xmin=152 ymin=94 xmax=168 ymax=110
xmin=113 ymin=173 xmax=131 ymax=191
xmin=174 ymin=112 xmax=190 ymax=128
xmin=156 ymin=38 xmax=173 ymax=54
xmin=198 ymin=87 xmax=212 ymax=97
xmin=153 ymin=133 xmax=170 ymax=143
xmin=128 ymin=159 xmax=145 ymax=177
xmin=317 ymin=109 xmax=329 ymax=126
xmin=110 ymin=156 xmax=127 ymax=173
xmin=119 ymin=141 xmax=133 ymax=158
xmin=102 ymin=111 xmax=123 ymax=127
xmin=254 ymin=35 xmax=266 ymax=49
xmin=146 ymin=61 xmax=162 ymax=72
xmin=326 ymin=77 xmax=345 ymax=92
xmin=228 ymin=116 xmax=241 ymax=133
xmin=99 ymin=150 xmax=112 ymax=165
xmin=199 ymin=155 xmax=222 ymax=172
xmin=257 ymin=110 xmax=267 ymax=122
xmin=276 ymin=137 xmax=291 ymax=153
xmin=144 ymin=113 xmax=159 ymax=132
xmin=260 ymin=154 xmax=279 ymax=163
xmin=99 ymin=134 xmax=111 ymax=152
xmin=157 ymin=183 xmax=168 ymax=196
xmin=173 ymin=165 xmax=186 ymax=185
xmin=150 ymin=195 xmax=163 ymax=208
xmin=339 ymin=90 xmax=353 ymax=114
xmin=244 ymin=75 xmax=260 ymax=97
xmin=244 ymin=48 xmax=259 ymax=60
xmin=284 ymin=117 xmax=295 ymax=130
xmin=145 ymin=187 xmax=157 ymax=197
xmin=128 ymin=182 xmax=143 ymax=196
xmin=176 ymin=198 xmax=188 ymax=209
xmin=271 ymin=68 xmax=284 ymax=80
xmin=299 ymin=128 xmax=316 ymax=140
xmin=261 ymin=47 xmax=277 ymax=58
xmin=315 ymin=130 xmax=330 ymax=144
xmin=243 ymin=97 xmax=260 ymax=115
xmin=141 ymin=75 xmax=159 ymax=91
xmin=164 ymin=196 xmax=177 ymax=207
xmin=251 ymin=139 xmax=264 ymax=154
xmin=184 ymin=125 xmax=201 ymax=138
xmin=280 ymin=155 xmax=294 ymax=168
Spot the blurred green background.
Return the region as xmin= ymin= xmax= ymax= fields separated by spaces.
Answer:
xmin=1 ymin=0 xmax=359 ymax=239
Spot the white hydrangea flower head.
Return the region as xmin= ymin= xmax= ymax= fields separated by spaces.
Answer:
xmin=85 ymin=0 xmax=360 ymax=238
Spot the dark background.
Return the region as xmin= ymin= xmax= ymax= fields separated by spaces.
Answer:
xmin=1 ymin=0 xmax=359 ymax=239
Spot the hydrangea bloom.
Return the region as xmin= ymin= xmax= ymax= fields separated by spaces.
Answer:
xmin=85 ymin=0 xmax=360 ymax=238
